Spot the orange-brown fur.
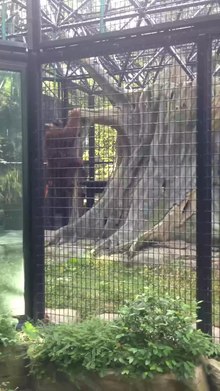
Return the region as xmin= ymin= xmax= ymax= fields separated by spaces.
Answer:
xmin=44 ymin=109 xmax=87 ymax=226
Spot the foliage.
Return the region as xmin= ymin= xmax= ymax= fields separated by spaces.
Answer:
xmin=0 ymin=136 xmax=19 ymax=164
xmin=111 ymin=292 xmax=220 ymax=380
xmin=83 ymin=123 xmax=116 ymax=180
xmin=45 ymin=255 xmax=220 ymax=326
xmin=0 ymin=137 xmax=3 ymax=161
xmin=26 ymin=293 xmax=220 ymax=384
xmin=42 ymin=77 xmax=117 ymax=181
xmin=0 ymin=314 xmax=17 ymax=349
xmin=0 ymin=169 xmax=22 ymax=206
xmin=95 ymin=125 xmax=116 ymax=180
xmin=92 ymin=96 xmax=117 ymax=180
xmin=0 ymin=381 xmax=15 ymax=391
xmin=26 ymin=319 xmax=116 ymax=381
xmin=0 ymin=71 xmax=22 ymax=163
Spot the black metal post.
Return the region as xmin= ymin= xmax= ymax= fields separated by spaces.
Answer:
xmin=196 ymin=35 xmax=212 ymax=335
xmin=25 ymin=0 xmax=45 ymax=320
xmin=87 ymin=94 xmax=95 ymax=208
xmin=27 ymin=0 xmax=41 ymax=50
xmin=61 ymin=79 xmax=69 ymax=126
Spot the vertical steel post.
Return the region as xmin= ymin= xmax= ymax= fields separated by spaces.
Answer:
xmin=62 ymin=79 xmax=69 ymax=127
xmin=25 ymin=0 xmax=45 ymax=320
xmin=87 ymin=94 xmax=95 ymax=208
xmin=196 ymin=35 xmax=212 ymax=335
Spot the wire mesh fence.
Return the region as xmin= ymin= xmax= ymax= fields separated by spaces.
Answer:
xmin=41 ymin=38 xmax=218 ymax=340
xmin=0 ymin=0 xmax=219 ymax=350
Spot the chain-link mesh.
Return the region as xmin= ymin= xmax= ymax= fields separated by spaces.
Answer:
xmin=41 ymin=41 xmax=217 ymax=338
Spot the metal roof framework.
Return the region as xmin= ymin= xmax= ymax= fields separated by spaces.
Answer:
xmin=0 ymin=0 xmax=220 ymax=93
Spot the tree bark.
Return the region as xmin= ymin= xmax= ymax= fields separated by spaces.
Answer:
xmin=47 ymin=61 xmax=220 ymax=255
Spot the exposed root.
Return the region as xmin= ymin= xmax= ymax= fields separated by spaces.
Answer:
xmin=128 ymin=189 xmax=196 ymax=258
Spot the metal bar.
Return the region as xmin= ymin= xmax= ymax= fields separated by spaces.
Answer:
xmin=27 ymin=0 xmax=41 ymax=50
xmin=39 ymin=16 xmax=220 ymax=63
xmin=55 ymin=1 xmax=63 ymax=26
xmin=129 ymin=0 xmax=195 ymax=80
xmin=2 ymin=0 xmax=7 ymax=40
xmin=27 ymin=53 xmax=45 ymax=320
xmin=47 ymin=0 xmax=59 ymax=12
xmin=118 ymin=16 xmax=143 ymax=86
xmin=41 ymin=11 xmax=57 ymax=29
xmin=60 ymin=0 xmax=89 ymax=26
xmin=0 ymin=39 xmax=27 ymax=50
xmin=5 ymin=4 xmax=219 ymax=40
xmin=151 ymin=53 xmax=166 ymax=83
xmin=146 ymin=0 xmax=215 ymax=14
xmin=21 ymin=64 xmax=32 ymax=322
xmin=0 ymin=50 xmax=28 ymax=62
xmin=88 ymin=94 xmax=95 ymax=180
xmin=126 ymin=47 xmax=163 ymax=87
xmin=40 ymin=0 xmax=218 ymax=34
xmin=196 ymin=35 xmax=212 ymax=335
xmin=100 ymin=0 xmax=106 ymax=33
xmin=26 ymin=0 xmax=45 ymax=320
xmin=87 ymin=94 xmax=95 ymax=209
xmin=13 ymin=0 xmax=26 ymax=9
xmin=61 ymin=79 xmax=69 ymax=126
xmin=40 ymin=14 xmax=220 ymax=50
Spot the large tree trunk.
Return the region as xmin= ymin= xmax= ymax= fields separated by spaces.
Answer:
xmin=48 ymin=60 xmax=220 ymax=256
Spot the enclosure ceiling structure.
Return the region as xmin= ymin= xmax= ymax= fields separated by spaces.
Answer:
xmin=1 ymin=0 xmax=220 ymax=92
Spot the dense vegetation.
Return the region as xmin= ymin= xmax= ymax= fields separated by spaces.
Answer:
xmin=1 ymin=293 xmax=220 ymax=387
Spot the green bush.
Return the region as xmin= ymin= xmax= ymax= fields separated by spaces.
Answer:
xmin=26 ymin=293 xmax=220 ymax=383
xmin=111 ymin=293 xmax=220 ymax=379
xmin=0 ymin=314 xmax=17 ymax=349
xmin=0 ymin=169 xmax=22 ymax=206
xmin=26 ymin=318 xmax=116 ymax=380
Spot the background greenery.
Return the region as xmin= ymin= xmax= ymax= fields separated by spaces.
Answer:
xmin=45 ymin=254 xmax=220 ymax=327
xmin=0 ymin=71 xmax=22 ymax=212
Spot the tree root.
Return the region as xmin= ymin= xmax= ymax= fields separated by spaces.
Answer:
xmin=90 ymin=190 xmax=196 ymax=259
xmin=128 ymin=189 xmax=196 ymax=258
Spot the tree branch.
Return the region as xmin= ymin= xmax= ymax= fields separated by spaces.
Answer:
xmin=80 ymin=58 xmax=129 ymax=106
xmin=79 ymin=107 xmax=124 ymax=131
xmin=128 ymin=189 xmax=196 ymax=257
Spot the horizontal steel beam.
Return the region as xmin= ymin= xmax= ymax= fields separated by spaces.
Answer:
xmin=0 ymin=49 xmax=28 ymax=62
xmin=0 ymin=39 xmax=27 ymax=51
xmin=40 ymin=14 xmax=220 ymax=50
xmin=38 ymin=0 xmax=216 ymax=35
xmin=39 ymin=14 xmax=220 ymax=63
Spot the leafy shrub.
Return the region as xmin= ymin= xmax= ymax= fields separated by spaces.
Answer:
xmin=112 ymin=292 xmax=220 ymax=379
xmin=0 ymin=169 xmax=22 ymax=206
xmin=27 ymin=318 xmax=116 ymax=380
xmin=26 ymin=293 xmax=220 ymax=383
xmin=0 ymin=314 xmax=17 ymax=349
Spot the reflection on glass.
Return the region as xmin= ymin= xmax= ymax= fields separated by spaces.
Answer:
xmin=0 ymin=70 xmax=24 ymax=315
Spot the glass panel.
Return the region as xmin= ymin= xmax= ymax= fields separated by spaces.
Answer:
xmin=0 ymin=70 xmax=24 ymax=316
xmin=0 ymin=1 xmax=27 ymax=42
